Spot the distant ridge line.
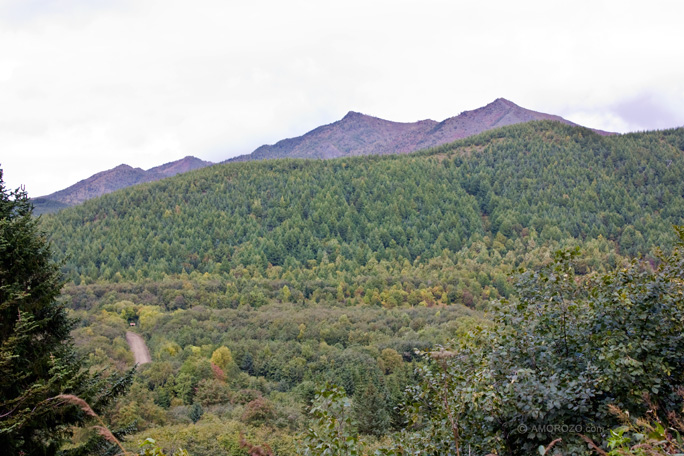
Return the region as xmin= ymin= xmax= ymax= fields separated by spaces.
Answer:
xmin=225 ymin=98 xmax=612 ymax=164
xmin=34 ymin=98 xmax=614 ymax=213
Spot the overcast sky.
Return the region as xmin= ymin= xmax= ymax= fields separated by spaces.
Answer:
xmin=1 ymin=0 xmax=683 ymax=196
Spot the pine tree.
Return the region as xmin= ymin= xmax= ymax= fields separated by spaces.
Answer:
xmin=352 ymin=380 xmax=390 ymax=436
xmin=188 ymin=403 xmax=203 ymax=424
xmin=0 ymin=170 xmax=132 ymax=455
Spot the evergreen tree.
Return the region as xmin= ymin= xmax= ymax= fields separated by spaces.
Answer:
xmin=352 ymin=380 xmax=390 ymax=436
xmin=188 ymin=403 xmax=203 ymax=424
xmin=0 ymin=170 xmax=131 ymax=455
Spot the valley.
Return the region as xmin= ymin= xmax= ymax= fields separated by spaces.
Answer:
xmin=4 ymin=2 xmax=683 ymax=454
xmin=33 ymin=120 xmax=684 ymax=454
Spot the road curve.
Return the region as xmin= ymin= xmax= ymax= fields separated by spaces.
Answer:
xmin=125 ymin=331 xmax=151 ymax=365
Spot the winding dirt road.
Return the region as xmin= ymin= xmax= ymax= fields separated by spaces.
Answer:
xmin=125 ymin=331 xmax=151 ymax=365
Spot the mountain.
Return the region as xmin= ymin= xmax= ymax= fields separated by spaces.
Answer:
xmin=414 ymin=97 xmax=611 ymax=149
xmin=32 ymin=156 xmax=212 ymax=214
xmin=34 ymin=99 xmax=610 ymax=212
xmin=147 ymin=155 xmax=213 ymax=177
xmin=42 ymin=121 xmax=684 ymax=288
xmin=227 ymin=98 xmax=612 ymax=162
xmin=228 ymin=112 xmax=439 ymax=161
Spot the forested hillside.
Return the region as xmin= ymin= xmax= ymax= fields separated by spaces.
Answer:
xmin=38 ymin=121 xmax=684 ymax=455
xmin=44 ymin=122 xmax=684 ymax=287
xmin=33 ymin=98 xmax=592 ymax=214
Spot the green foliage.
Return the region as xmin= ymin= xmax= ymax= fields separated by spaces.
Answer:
xmin=379 ymin=348 xmax=403 ymax=375
xmin=26 ymin=124 xmax=684 ymax=452
xmin=43 ymin=124 xmax=684 ymax=297
xmin=0 ymin=169 xmax=132 ymax=455
xmin=188 ymin=403 xmax=203 ymax=424
xmin=395 ymin=229 xmax=684 ymax=455
xmin=137 ymin=438 xmax=189 ymax=456
xmin=298 ymin=383 xmax=366 ymax=456
xmin=353 ymin=380 xmax=391 ymax=437
xmin=127 ymin=419 xmax=294 ymax=456
xmin=581 ymin=398 xmax=684 ymax=456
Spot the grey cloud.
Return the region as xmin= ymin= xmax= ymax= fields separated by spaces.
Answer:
xmin=612 ymin=93 xmax=683 ymax=131
xmin=2 ymin=0 xmax=684 ymax=195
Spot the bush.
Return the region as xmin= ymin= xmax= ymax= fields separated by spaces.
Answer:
xmin=396 ymin=229 xmax=684 ymax=455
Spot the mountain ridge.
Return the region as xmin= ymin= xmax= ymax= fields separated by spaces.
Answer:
xmin=229 ymin=111 xmax=439 ymax=162
xmin=41 ymin=121 xmax=684 ymax=287
xmin=35 ymin=98 xmax=613 ymax=213
xmin=32 ymin=156 xmax=212 ymax=214
xmin=226 ymin=98 xmax=613 ymax=163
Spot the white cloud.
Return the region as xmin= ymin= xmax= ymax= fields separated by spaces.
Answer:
xmin=1 ymin=0 xmax=683 ymax=195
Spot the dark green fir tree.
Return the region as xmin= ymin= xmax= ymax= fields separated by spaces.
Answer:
xmin=0 ymin=169 xmax=133 ymax=455
xmin=352 ymin=379 xmax=390 ymax=436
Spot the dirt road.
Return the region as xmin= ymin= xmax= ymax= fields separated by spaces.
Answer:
xmin=125 ymin=331 xmax=151 ymax=365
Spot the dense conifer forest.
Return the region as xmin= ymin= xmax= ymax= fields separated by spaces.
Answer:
xmin=45 ymin=122 xmax=684 ymax=282
xmin=22 ymin=121 xmax=684 ymax=454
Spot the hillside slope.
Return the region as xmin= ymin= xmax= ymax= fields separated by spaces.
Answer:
xmin=47 ymin=121 xmax=683 ymax=455
xmin=229 ymin=112 xmax=438 ymax=161
xmin=228 ymin=98 xmax=610 ymax=162
xmin=42 ymin=122 xmax=684 ymax=287
xmin=34 ymin=99 xmax=607 ymax=212
xmin=32 ymin=156 xmax=213 ymax=214
xmin=415 ymin=97 xmax=611 ymax=149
